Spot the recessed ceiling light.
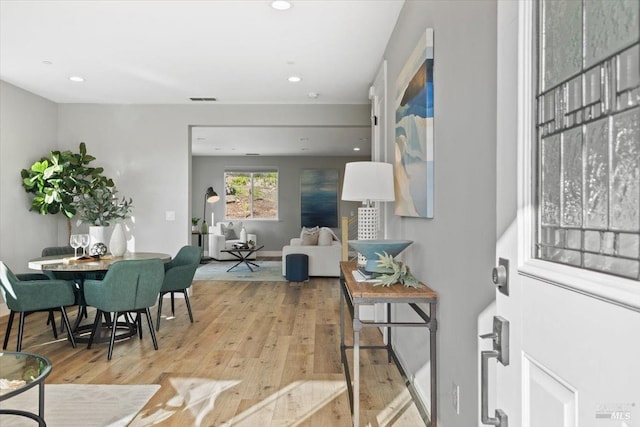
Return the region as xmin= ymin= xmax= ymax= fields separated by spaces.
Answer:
xmin=42 ymin=60 xmax=53 ymax=65
xmin=271 ymin=1 xmax=292 ymax=11
xmin=353 ymin=147 xmax=361 ymax=151
xmin=288 ymin=76 xmax=301 ymax=83
xmin=69 ymin=75 xmax=85 ymax=82
xmin=308 ymin=92 xmax=319 ymax=99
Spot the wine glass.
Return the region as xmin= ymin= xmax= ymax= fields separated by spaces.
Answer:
xmin=70 ymin=234 xmax=81 ymax=258
xmin=80 ymin=234 xmax=90 ymax=257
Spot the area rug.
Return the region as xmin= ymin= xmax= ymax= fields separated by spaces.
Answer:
xmin=194 ymin=260 xmax=286 ymax=282
xmin=0 ymin=384 xmax=160 ymax=426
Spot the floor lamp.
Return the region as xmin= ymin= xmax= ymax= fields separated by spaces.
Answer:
xmin=201 ymin=187 xmax=220 ymax=260
xmin=341 ymin=162 xmax=395 ymax=264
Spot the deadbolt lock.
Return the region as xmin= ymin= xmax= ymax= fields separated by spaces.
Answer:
xmin=491 ymin=258 xmax=509 ymax=296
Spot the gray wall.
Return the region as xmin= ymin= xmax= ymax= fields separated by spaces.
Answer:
xmin=193 ymin=156 xmax=367 ymax=251
xmin=0 ymin=82 xmax=60 ymax=271
xmin=382 ymin=1 xmax=497 ymax=426
xmin=1 ymin=96 xmax=370 ymax=273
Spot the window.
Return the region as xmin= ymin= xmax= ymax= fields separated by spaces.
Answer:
xmin=535 ymin=0 xmax=640 ymax=279
xmin=224 ymin=171 xmax=278 ymax=220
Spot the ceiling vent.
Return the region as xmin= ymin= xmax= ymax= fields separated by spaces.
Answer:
xmin=245 ymin=153 xmax=260 ymax=156
xmin=189 ymin=97 xmax=217 ymax=101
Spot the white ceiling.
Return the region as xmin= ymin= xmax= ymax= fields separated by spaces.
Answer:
xmin=0 ymin=0 xmax=402 ymax=156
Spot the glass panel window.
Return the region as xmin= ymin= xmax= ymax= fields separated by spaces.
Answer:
xmin=536 ymin=0 xmax=640 ymax=280
xmin=224 ymin=171 xmax=278 ymax=220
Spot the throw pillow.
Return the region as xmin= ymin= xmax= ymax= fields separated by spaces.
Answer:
xmin=318 ymin=228 xmax=333 ymax=246
xmin=220 ymin=223 xmax=238 ymax=240
xmin=300 ymin=226 xmax=319 ymax=245
xmin=230 ymin=221 xmax=243 ymax=238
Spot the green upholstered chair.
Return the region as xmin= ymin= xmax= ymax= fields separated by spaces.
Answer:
xmin=0 ymin=262 xmax=77 ymax=352
xmin=156 ymin=246 xmax=201 ymax=331
xmin=41 ymin=246 xmax=83 ymax=330
xmin=84 ymin=258 xmax=164 ymax=360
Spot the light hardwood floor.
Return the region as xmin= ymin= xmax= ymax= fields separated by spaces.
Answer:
xmin=1 ymin=277 xmax=426 ymax=426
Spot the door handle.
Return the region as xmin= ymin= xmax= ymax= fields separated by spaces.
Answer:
xmin=480 ymin=316 xmax=509 ymax=427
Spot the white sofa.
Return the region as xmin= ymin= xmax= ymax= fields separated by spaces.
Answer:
xmin=208 ymin=222 xmax=257 ymax=261
xmin=282 ymin=238 xmax=341 ymax=277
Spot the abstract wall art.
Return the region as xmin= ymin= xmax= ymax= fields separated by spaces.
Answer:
xmin=300 ymin=169 xmax=339 ymax=227
xmin=395 ymin=28 xmax=434 ymax=218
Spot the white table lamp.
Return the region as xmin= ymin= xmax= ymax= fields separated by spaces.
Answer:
xmin=342 ymin=161 xmax=395 ymax=246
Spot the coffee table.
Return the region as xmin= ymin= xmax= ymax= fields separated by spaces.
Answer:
xmin=0 ymin=352 xmax=52 ymax=426
xmin=220 ymin=245 xmax=264 ymax=272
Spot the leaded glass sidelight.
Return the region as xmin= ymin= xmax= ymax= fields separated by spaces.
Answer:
xmin=536 ymin=0 xmax=640 ymax=279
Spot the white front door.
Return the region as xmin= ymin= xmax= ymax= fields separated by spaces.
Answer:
xmin=491 ymin=1 xmax=640 ymax=426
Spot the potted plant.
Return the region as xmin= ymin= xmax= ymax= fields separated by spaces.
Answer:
xmin=191 ymin=217 xmax=200 ymax=232
xmin=21 ymin=142 xmax=113 ymax=239
xmin=75 ymin=186 xmax=133 ymax=256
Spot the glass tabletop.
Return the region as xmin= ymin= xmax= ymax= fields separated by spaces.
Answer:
xmin=0 ymin=352 xmax=52 ymax=401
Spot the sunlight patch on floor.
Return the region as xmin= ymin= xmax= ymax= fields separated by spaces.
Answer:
xmin=221 ymin=380 xmax=346 ymax=426
xmin=130 ymin=378 xmax=240 ymax=427
xmin=371 ymin=388 xmax=419 ymax=426
xmin=131 ymin=378 xmax=346 ymax=426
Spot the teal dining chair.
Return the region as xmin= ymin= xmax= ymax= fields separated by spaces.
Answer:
xmin=156 ymin=246 xmax=201 ymax=331
xmin=0 ymin=261 xmax=77 ymax=352
xmin=83 ymin=258 xmax=164 ymax=360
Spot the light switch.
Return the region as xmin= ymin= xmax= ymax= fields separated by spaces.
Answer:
xmin=165 ymin=211 xmax=176 ymax=221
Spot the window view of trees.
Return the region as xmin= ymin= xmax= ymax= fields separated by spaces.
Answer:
xmin=224 ymin=171 xmax=278 ymax=219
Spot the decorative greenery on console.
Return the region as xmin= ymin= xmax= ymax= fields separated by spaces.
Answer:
xmin=76 ymin=186 xmax=133 ymax=226
xmin=374 ymin=252 xmax=420 ymax=288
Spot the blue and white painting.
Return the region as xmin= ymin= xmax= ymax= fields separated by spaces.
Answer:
xmin=395 ymin=28 xmax=434 ymax=218
xmin=300 ymin=169 xmax=339 ymax=228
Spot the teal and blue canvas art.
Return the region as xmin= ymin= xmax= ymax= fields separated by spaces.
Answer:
xmin=300 ymin=169 xmax=339 ymax=227
xmin=395 ymin=28 xmax=434 ymax=218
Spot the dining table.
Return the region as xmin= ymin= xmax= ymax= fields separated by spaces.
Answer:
xmin=27 ymin=252 xmax=172 ymax=343
xmin=28 ymin=252 xmax=171 ymax=272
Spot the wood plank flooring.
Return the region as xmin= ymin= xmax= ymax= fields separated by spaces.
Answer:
xmin=0 ymin=277 xmax=426 ymax=426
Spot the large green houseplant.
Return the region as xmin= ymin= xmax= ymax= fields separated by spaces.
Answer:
xmin=21 ymin=142 xmax=114 ymax=237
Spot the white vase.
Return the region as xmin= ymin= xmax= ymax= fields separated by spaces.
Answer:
xmin=109 ymin=223 xmax=127 ymax=257
xmin=89 ymin=226 xmax=107 ymax=248
xmin=240 ymin=227 xmax=247 ymax=243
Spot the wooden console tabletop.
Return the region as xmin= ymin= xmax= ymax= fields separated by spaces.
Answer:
xmin=339 ymin=261 xmax=438 ymax=427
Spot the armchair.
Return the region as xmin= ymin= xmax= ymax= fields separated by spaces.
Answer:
xmin=84 ymin=259 xmax=164 ymax=360
xmin=156 ymin=246 xmax=201 ymax=330
xmin=0 ymin=262 xmax=77 ymax=352
xmin=208 ymin=221 xmax=257 ymax=261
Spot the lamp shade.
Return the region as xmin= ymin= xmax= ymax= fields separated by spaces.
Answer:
xmin=341 ymin=162 xmax=395 ymax=203
xmin=205 ymin=187 xmax=220 ymax=204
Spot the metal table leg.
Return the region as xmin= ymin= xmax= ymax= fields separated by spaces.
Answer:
xmin=353 ymin=302 xmax=360 ymax=427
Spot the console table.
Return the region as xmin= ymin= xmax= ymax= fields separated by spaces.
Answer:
xmin=339 ymin=261 xmax=438 ymax=427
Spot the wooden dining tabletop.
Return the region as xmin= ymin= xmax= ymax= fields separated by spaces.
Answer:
xmin=28 ymin=252 xmax=172 ymax=272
